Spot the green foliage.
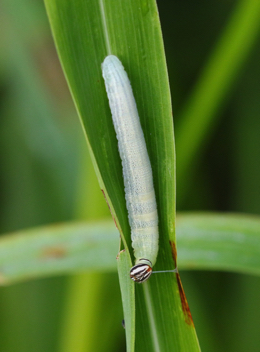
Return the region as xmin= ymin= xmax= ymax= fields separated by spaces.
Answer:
xmin=0 ymin=0 xmax=260 ymax=351
xmin=44 ymin=1 xmax=200 ymax=350
xmin=1 ymin=213 xmax=260 ymax=283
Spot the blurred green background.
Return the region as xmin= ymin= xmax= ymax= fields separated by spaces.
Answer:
xmin=0 ymin=0 xmax=260 ymax=351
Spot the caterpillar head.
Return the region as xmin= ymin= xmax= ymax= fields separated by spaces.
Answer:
xmin=130 ymin=259 xmax=152 ymax=283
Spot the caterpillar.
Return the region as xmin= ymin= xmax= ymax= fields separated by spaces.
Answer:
xmin=102 ymin=55 xmax=160 ymax=283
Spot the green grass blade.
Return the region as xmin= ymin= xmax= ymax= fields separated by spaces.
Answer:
xmin=177 ymin=213 xmax=260 ymax=275
xmin=1 ymin=213 xmax=260 ymax=284
xmin=44 ymin=0 xmax=201 ymax=351
xmin=59 ymin=273 xmax=104 ymax=352
xmin=176 ymin=0 xmax=260 ymax=183
xmin=0 ymin=221 xmax=117 ymax=285
xmin=44 ymin=0 xmax=176 ymax=254
xmin=117 ymin=250 xmax=135 ymax=352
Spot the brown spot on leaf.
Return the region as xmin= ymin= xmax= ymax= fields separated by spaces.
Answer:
xmin=169 ymin=240 xmax=177 ymax=267
xmin=176 ymin=273 xmax=193 ymax=326
xmin=0 ymin=273 xmax=8 ymax=285
xmin=41 ymin=247 xmax=67 ymax=259
xmin=101 ymin=189 xmax=118 ymax=228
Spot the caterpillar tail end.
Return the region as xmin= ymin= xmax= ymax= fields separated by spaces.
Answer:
xmin=130 ymin=259 xmax=153 ymax=283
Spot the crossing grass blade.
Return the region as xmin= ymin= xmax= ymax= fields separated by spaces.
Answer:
xmin=1 ymin=212 xmax=260 ymax=281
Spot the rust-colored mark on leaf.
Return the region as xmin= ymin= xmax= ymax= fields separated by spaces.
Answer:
xmin=170 ymin=240 xmax=192 ymax=324
xmin=41 ymin=246 xmax=67 ymax=259
xmin=101 ymin=189 xmax=118 ymax=228
xmin=176 ymin=273 xmax=194 ymax=326
xmin=169 ymin=240 xmax=177 ymax=267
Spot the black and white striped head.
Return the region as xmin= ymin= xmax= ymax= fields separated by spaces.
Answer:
xmin=130 ymin=259 xmax=153 ymax=283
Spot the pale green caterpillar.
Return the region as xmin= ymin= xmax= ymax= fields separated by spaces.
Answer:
xmin=102 ymin=55 xmax=175 ymax=282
